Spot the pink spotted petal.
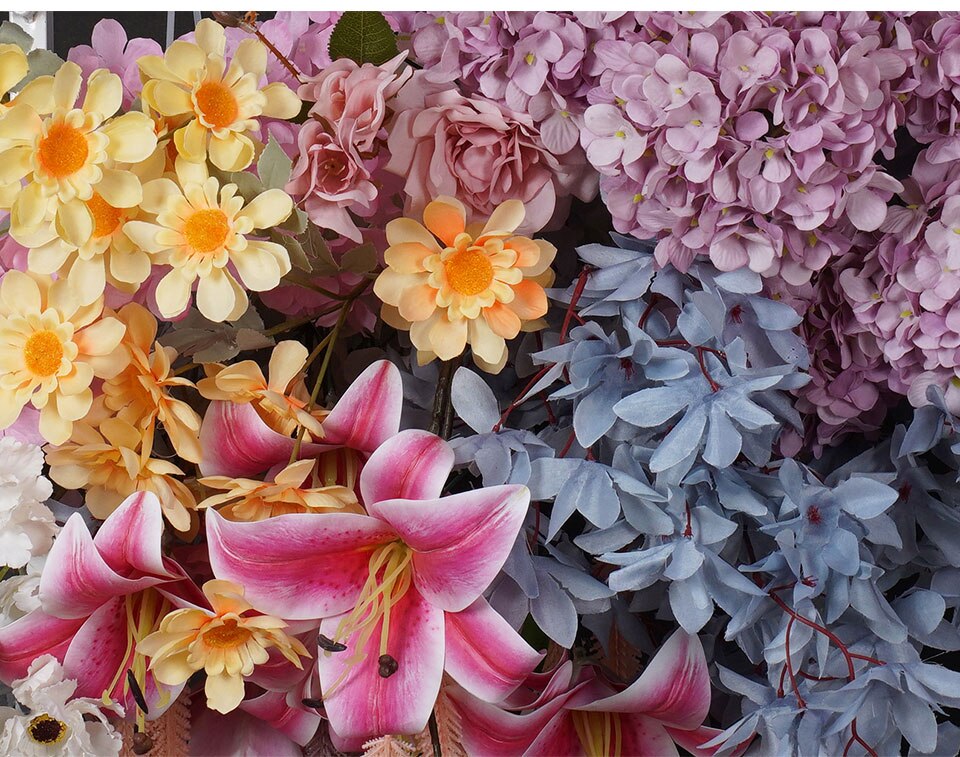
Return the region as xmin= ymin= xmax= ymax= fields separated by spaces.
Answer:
xmin=240 ymin=690 xmax=321 ymax=747
xmin=451 ymin=696 xmax=568 ymax=757
xmin=577 ymin=629 xmax=710 ymax=729
xmin=92 ymin=491 xmax=173 ymax=579
xmin=198 ymin=400 xmax=328 ymax=477
xmin=0 ymin=609 xmax=82 ymax=682
xmin=372 ymin=485 xmax=530 ymax=612
xmin=318 ymin=586 xmax=445 ymax=741
xmin=190 ymin=708 xmax=302 ymax=757
xmin=63 ymin=596 xmax=184 ymax=718
xmin=521 ymin=712 xmax=582 ymax=756
xmin=360 ymin=429 xmax=454 ymax=506
xmin=444 ymin=598 xmax=543 ymax=703
xmin=617 ymin=713 xmax=682 ymax=756
xmin=206 ymin=509 xmax=395 ymax=620
xmin=39 ymin=515 xmax=175 ymax=619
xmin=321 ymin=360 xmax=403 ymax=453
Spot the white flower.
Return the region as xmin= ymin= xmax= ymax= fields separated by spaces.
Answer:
xmin=0 ymin=438 xmax=58 ymax=568
xmin=0 ymin=554 xmax=45 ymax=627
xmin=0 ymin=656 xmax=121 ymax=756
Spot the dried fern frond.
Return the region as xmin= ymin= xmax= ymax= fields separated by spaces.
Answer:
xmin=361 ymin=734 xmax=418 ymax=757
xmin=412 ymin=688 xmax=466 ymax=757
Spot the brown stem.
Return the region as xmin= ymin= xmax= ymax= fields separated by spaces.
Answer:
xmin=429 ymin=358 xmax=458 ymax=440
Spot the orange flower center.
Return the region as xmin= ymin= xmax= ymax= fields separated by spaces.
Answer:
xmin=86 ymin=193 xmax=123 ymax=238
xmin=23 ymin=330 xmax=64 ymax=377
xmin=203 ymin=619 xmax=252 ymax=649
xmin=195 ymin=81 xmax=239 ymax=129
xmin=445 ymin=248 xmax=494 ymax=296
xmin=38 ymin=123 xmax=89 ymax=178
xmin=184 ymin=209 xmax=230 ymax=253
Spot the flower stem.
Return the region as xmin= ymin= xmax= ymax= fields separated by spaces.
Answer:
xmin=428 ymin=711 xmax=442 ymax=757
xmin=428 ymin=358 xmax=458 ymax=440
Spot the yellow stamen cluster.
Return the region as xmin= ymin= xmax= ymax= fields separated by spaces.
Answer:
xmin=572 ymin=710 xmax=623 ymax=757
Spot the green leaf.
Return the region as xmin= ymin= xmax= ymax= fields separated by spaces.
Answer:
xmin=278 ymin=206 xmax=307 ymax=234
xmin=304 ymin=223 xmax=339 ymax=275
xmin=270 ymin=229 xmax=312 ymax=273
xmin=18 ymin=49 xmax=64 ymax=90
xmin=0 ymin=21 xmax=33 ymax=53
xmin=328 ymin=11 xmax=399 ymax=66
xmin=214 ymin=168 xmax=264 ymax=204
xmin=257 ymin=136 xmax=293 ymax=191
xmin=341 ymin=242 xmax=378 ymax=274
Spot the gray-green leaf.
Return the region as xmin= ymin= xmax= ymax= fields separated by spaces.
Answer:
xmin=327 ymin=11 xmax=399 ymax=66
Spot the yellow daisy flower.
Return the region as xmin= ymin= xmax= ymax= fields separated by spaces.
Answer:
xmin=0 ymin=62 xmax=158 ymax=247
xmin=138 ymin=579 xmax=310 ymax=714
xmin=374 ymin=196 xmax=557 ymax=373
xmin=12 ymin=157 xmax=163 ymax=304
xmin=44 ymin=414 xmax=197 ymax=531
xmin=101 ymin=303 xmax=202 ymax=463
xmin=197 ymin=339 xmax=326 ymax=439
xmin=198 ymin=459 xmax=360 ymax=521
xmin=123 ymin=158 xmax=293 ymax=322
xmin=0 ymin=43 xmax=55 ymax=206
xmin=0 ymin=271 xmax=127 ymax=444
xmin=139 ymin=18 xmax=301 ymax=171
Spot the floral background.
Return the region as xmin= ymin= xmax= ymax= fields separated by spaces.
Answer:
xmin=1 ymin=9 xmax=960 ymax=757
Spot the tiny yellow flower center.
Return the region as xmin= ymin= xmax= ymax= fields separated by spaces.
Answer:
xmin=184 ymin=209 xmax=230 ymax=254
xmin=525 ymin=53 xmax=536 ymax=65
xmin=195 ymin=81 xmax=239 ymax=129
xmin=814 ymin=64 xmax=825 ymax=75
xmin=38 ymin=122 xmax=89 ymax=178
xmin=572 ymin=710 xmax=622 ymax=757
xmin=86 ymin=192 xmax=123 ymax=238
xmin=900 ymin=309 xmax=914 ymax=318
xmin=203 ymin=619 xmax=253 ymax=649
xmin=23 ymin=330 xmax=64 ymax=377
xmin=952 ymin=376 xmax=960 ymax=388
xmin=28 ymin=714 xmax=68 ymax=745
xmin=445 ymin=248 xmax=494 ymax=296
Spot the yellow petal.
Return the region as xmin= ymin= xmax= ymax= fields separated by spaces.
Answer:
xmin=429 ymin=315 xmax=468 ymax=360
xmin=231 ymin=244 xmax=282 ymax=291
xmin=96 ymin=168 xmax=143 ymax=209
xmin=195 ymin=19 xmax=227 ymax=58
xmin=102 ymin=111 xmax=158 ymax=163
xmin=237 ymin=189 xmax=293 ymax=229
xmin=208 ymin=132 xmax=254 ymax=172
xmin=164 ymin=40 xmax=207 ymax=83
xmin=39 ymin=403 xmax=72 ymax=445
xmin=0 ymin=271 xmax=41 ymax=316
xmin=83 ymin=69 xmax=122 ymax=119
xmin=155 ymin=269 xmax=194 ymax=318
xmin=196 ymin=269 xmax=237 ymax=322
xmin=386 ymin=218 xmax=442 ymax=251
xmin=0 ymin=44 xmax=28 ymax=96
xmin=143 ymin=78 xmax=192 ymax=116
xmin=122 ymin=221 xmax=169 ymax=254
xmin=423 ymin=198 xmax=466 ymax=247
xmin=0 ymin=103 xmax=41 ymax=140
xmin=480 ymin=200 xmax=526 ymax=238
xmin=234 ymin=38 xmax=267 ymax=77
xmin=55 ymin=200 xmax=94 ymax=247
xmin=52 ymin=61 xmax=82 ymax=110
xmin=260 ymin=82 xmax=301 ymax=119
xmin=75 ymin=316 xmax=125 ymax=356
xmin=267 ymin=341 xmax=307 ymax=393
xmin=174 ymin=119 xmax=208 ymax=163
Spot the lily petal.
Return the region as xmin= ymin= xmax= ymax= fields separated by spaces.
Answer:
xmin=321 ymin=360 xmax=402 ymax=453
xmin=39 ymin=514 xmax=175 ymax=619
xmin=240 ymin=690 xmax=321 ymax=747
xmin=206 ymin=509 xmax=395 ymax=620
xmin=372 ymin=485 xmax=530 ymax=612
xmin=444 ymin=598 xmax=543 ymax=703
xmin=577 ymin=629 xmax=710 ymax=729
xmin=359 ymin=429 xmax=454 ymax=506
xmin=0 ymin=609 xmax=82 ymax=683
xmin=92 ymin=491 xmax=173 ymax=579
xmin=318 ymin=586 xmax=444 ymax=741
xmin=198 ymin=400 xmax=327 ymax=477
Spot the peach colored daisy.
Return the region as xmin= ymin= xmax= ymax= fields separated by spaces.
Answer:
xmin=374 ymin=196 xmax=556 ymax=373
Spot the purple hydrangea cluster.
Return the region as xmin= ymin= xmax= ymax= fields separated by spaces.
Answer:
xmin=579 ymin=12 xmax=913 ymax=284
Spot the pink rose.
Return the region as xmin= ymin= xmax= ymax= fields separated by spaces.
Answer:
xmin=299 ymin=52 xmax=411 ymax=152
xmin=387 ymin=90 xmax=581 ymax=233
xmin=286 ymin=122 xmax=377 ymax=243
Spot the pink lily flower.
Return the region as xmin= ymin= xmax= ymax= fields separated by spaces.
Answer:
xmin=198 ymin=358 xmax=403 ymax=477
xmin=0 ymin=492 xmax=205 ymax=719
xmin=448 ymin=630 xmax=723 ymax=756
xmin=207 ymin=429 xmax=542 ymax=746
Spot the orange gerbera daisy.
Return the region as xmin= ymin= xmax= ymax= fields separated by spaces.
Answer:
xmin=374 ymin=196 xmax=556 ymax=372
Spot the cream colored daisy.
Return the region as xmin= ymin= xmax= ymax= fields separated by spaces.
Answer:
xmin=374 ymin=196 xmax=556 ymax=373
xmin=123 ymin=158 xmax=293 ymax=322
xmin=138 ymin=579 xmax=310 ymax=714
xmin=12 ymin=156 xmax=163 ymax=304
xmin=139 ymin=18 xmax=301 ymax=171
xmin=0 ymin=272 xmax=127 ymax=445
xmin=198 ymin=459 xmax=360 ymax=521
xmin=44 ymin=413 xmax=197 ymax=532
xmin=0 ymin=62 xmax=157 ymax=247
xmin=0 ymin=43 xmax=55 ymax=208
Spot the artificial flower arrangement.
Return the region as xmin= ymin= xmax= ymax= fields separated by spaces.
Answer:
xmin=2 ymin=9 xmax=960 ymax=756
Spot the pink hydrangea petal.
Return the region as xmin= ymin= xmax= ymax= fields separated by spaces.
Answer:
xmin=372 ymin=485 xmax=530 ymax=612
xmin=318 ymin=586 xmax=444 ymax=741
xmin=206 ymin=509 xmax=395 ymax=620
xmin=444 ymin=598 xmax=543 ymax=703
xmin=359 ymin=429 xmax=454 ymax=506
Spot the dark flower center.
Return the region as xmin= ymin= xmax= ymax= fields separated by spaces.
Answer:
xmin=28 ymin=714 xmax=68 ymax=745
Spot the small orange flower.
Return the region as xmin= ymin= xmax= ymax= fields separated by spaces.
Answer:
xmin=374 ymin=196 xmax=556 ymax=373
